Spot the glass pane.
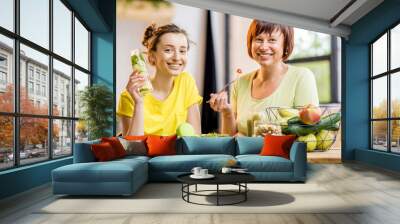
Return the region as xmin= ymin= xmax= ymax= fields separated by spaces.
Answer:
xmin=75 ymin=18 xmax=89 ymax=70
xmin=53 ymin=59 xmax=72 ymax=117
xmin=75 ymin=120 xmax=89 ymax=143
xmin=75 ymin=120 xmax=88 ymax=143
xmin=0 ymin=35 xmax=14 ymax=112
xmin=290 ymin=29 xmax=331 ymax=59
xmin=74 ymin=69 xmax=89 ymax=118
xmin=0 ymin=116 xmax=13 ymax=170
xmin=53 ymin=119 xmax=72 ymax=158
xmin=391 ymin=72 xmax=400 ymax=118
xmin=372 ymin=77 xmax=387 ymax=119
xmin=53 ymin=0 xmax=72 ymax=60
xmin=391 ymin=24 xmax=400 ymax=70
xmin=20 ymin=117 xmax=49 ymax=165
xmin=0 ymin=0 xmax=14 ymax=31
xmin=372 ymin=34 xmax=387 ymax=76
xmin=372 ymin=121 xmax=388 ymax=151
xmin=391 ymin=120 xmax=400 ymax=153
xmin=290 ymin=60 xmax=331 ymax=103
xmin=20 ymin=0 xmax=49 ymax=49
xmin=20 ymin=44 xmax=49 ymax=115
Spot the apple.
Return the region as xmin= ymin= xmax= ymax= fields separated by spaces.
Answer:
xmin=299 ymin=104 xmax=321 ymax=125
xmin=176 ymin=122 xmax=196 ymax=137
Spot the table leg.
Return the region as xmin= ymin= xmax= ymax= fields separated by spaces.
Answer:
xmin=195 ymin=184 xmax=197 ymax=192
xmin=217 ymin=184 xmax=219 ymax=206
xmin=245 ymin=183 xmax=247 ymax=201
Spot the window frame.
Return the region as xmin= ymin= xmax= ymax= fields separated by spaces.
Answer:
xmin=369 ymin=20 xmax=400 ymax=154
xmin=0 ymin=0 xmax=92 ymax=171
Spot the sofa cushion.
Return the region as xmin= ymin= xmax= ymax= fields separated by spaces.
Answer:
xmin=146 ymin=135 xmax=177 ymax=157
xmin=178 ymin=137 xmax=235 ymax=155
xmin=260 ymin=135 xmax=297 ymax=159
xmin=91 ymin=142 xmax=118 ymax=161
xmin=236 ymin=155 xmax=293 ymax=172
xmin=120 ymin=138 xmax=147 ymax=156
xmin=74 ymin=140 xmax=100 ymax=163
xmin=236 ymin=137 xmax=263 ymax=155
xmin=52 ymin=159 xmax=147 ymax=183
xmin=102 ymin=137 xmax=127 ymax=158
xmin=148 ymin=154 xmax=235 ymax=172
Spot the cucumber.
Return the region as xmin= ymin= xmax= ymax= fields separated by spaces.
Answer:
xmin=317 ymin=113 xmax=341 ymax=129
xmin=282 ymin=113 xmax=341 ymax=136
xmin=287 ymin=116 xmax=301 ymax=125
xmin=282 ymin=123 xmax=318 ymax=136
xmin=325 ymin=123 xmax=340 ymax=131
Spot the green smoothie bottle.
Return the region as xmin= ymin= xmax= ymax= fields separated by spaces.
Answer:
xmin=130 ymin=49 xmax=153 ymax=96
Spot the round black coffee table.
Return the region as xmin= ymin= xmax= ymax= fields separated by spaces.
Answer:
xmin=177 ymin=173 xmax=255 ymax=206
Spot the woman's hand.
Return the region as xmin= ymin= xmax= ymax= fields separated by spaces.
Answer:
xmin=209 ymin=91 xmax=232 ymax=114
xmin=126 ymin=70 xmax=145 ymax=104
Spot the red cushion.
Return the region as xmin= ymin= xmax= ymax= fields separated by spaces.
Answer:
xmin=259 ymin=135 xmax=297 ymax=159
xmin=101 ymin=137 xmax=126 ymax=158
xmin=146 ymin=135 xmax=177 ymax=157
xmin=91 ymin=142 xmax=117 ymax=161
xmin=124 ymin=135 xmax=148 ymax=141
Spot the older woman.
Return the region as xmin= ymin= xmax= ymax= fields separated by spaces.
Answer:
xmin=209 ymin=20 xmax=319 ymax=136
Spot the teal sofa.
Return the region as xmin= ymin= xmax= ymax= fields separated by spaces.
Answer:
xmin=52 ymin=137 xmax=306 ymax=196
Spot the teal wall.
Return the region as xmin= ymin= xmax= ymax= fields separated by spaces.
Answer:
xmin=343 ymin=0 xmax=400 ymax=171
xmin=0 ymin=0 xmax=116 ymax=200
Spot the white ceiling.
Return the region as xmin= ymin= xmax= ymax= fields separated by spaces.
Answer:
xmin=170 ymin=0 xmax=384 ymax=38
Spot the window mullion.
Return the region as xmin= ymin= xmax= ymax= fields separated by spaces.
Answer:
xmin=71 ymin=11 xmax=76 ymax=154
xmin=49 ymin=0 xmax=53 ymax=160
xmin=387 ymin=30 xmax=391 ymax=153
xmin=13 ymin=0 xmax=20 ymax=167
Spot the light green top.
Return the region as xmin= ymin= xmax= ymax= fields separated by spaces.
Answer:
xmin=230 ymin=65 xmax=319 ymax=136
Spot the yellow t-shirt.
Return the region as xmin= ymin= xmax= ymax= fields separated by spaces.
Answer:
xmin=231 ymin=65 xmax=319 ymax=136
xmin=117 ymin=72 xmax=202 ymax=136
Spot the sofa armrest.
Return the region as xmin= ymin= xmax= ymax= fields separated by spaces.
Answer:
xmin=289 ymin=141 xmax=307 ymax=181
xmin=73 ymin=140 xmax=100 ymax=163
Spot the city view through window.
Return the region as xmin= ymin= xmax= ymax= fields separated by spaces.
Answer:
xmin=0 ymin=0 xmax=91 ymax=170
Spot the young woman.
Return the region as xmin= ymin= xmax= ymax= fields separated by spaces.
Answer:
xmin=209 ymin=20 xmax=319 ymax=136
xmin=117 ymin=24 xmax=202 ymax=136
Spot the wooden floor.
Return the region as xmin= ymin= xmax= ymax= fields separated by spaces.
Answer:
xmin=1 ymin=162 xmax=400 ymax=224
xmin=308 ymin=148 xmax=341 ymax=164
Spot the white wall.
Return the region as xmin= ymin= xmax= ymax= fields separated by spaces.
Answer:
xmin=229 ymin=16 xmax=258 ymax=81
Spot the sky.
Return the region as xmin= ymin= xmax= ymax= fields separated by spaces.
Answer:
xmin=0 ymin=0 xmax=88 ymax=75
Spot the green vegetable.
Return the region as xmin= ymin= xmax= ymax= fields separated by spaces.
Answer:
xmin=282 ymin=123 xmax=318 ymax=136
xmin=287 ymin=116 xmax=301 ymax=125
xmin=282 ymin=112 xmax=341 ymax=136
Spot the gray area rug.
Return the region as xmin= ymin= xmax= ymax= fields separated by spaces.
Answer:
xmin=38 ymin=183 xmax=361 ymax=214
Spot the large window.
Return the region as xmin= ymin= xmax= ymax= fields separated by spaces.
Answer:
xmin=370 ymin=23 xmax=400 ymax=154
xmin=0 ymin=0 xmax=91 ymax=171
xmin=287 ymin=29 xmax=339 ymax=104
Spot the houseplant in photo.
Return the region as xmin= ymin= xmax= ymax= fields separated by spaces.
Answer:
xmin=79 ymin=84 xmax=113 ymax=140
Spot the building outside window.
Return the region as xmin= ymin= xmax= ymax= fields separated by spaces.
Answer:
xmin=41 ymin=85 xmax=46 ymax=97
xmin=0 ymin=54 xmax=7 ymax=88
xmin=28 ymin=81 xmax=34 ymax=94
xmin=28 ymin=66 xmax=34 ymax=80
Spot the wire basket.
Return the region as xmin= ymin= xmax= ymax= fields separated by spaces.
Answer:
xmin=251 ymin=105 xmax=341 ymax=152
